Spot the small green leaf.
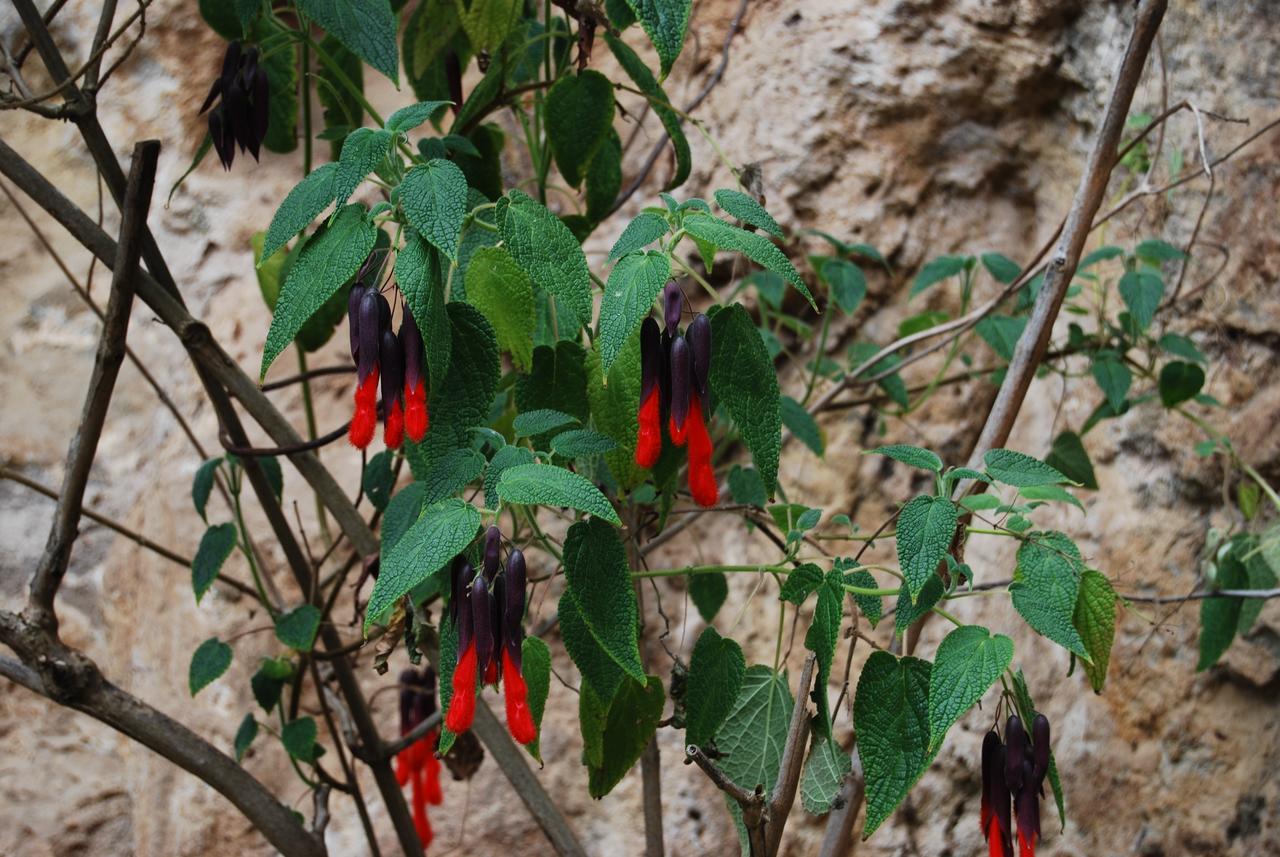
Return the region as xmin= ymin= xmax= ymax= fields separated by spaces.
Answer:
xmin=609 ymin=212 xmax=669 ymax=261
xmin=234 ymin=713 xmax=258 ymax=762
xmin=1091 ymin=355 xmax=1131 ymax=412
xmin=727 ymin=465 xmax=767 ymax=507
xmin=975 ymin=315 xmax=1027 ymax=361
xmin=497 ymin=190 xmax=593 ymax=325
xmin=1158 ymin=332 xmax=1206 ymax=364
xmin=980 ymin=252 xmax=1021 ymax=284
xmin=562 ymin=519 xmax=644 ymax=685
xmin=260 ymin=163 xmax=338 ymax=263
xmin=1045 ymin=431 xmax=1098 ymax=490
xmin=685 ymin=627 xmax=747 ymax=747
xmin=334 ymin=127 xmax=393 ymax=208
xmin=927 ymin=625 xmax=1013 ymax=750
xmin=806 ymin=570 xmax=844 ymax=736
xmin=855 ymin=651 xmax=933 ymax=837
xmin=545 ymin=70 xmax=615 ymax=187
xmin=778 ymin=563 xmax=824 ymax=605
xmin=297 ymin=0 xmax=398 ymax=81
xmin=709 ymin=304 xmax=782 ymax=495
xmin=521 ymin=636 xmax=552 ymax=761
xmin=512 ymin=409 xmax=578 ymax=437
xmin=385 ymin=100 xmax=451 ymax=133
xmin=192 ymin=457 xmax=222 ymax=522
xmin=844 ymin=568 xmax=883 ymax=628
xmin=714 ymin=188 xmax=783 ymax=238
xmin=362 ymin=451 xmax=394 ymax=512
xmin=192 ymin=523 xmax=238 ymax=604
xmin=274 ymin=604 xmax=322 ymax=652
xmin=1079 ymin=245 xmax=1123 ymax=268
xmin=894 ymin=575 xmax=944 ymax=637
xmin=1118 ymin=270 xmax=1164 ymax=330
xmin=801 ymin=735 xmax=852 ymax=815
xmin=781 ymin=395 xmax=824 ymax=456
xmin=1158 ymin=361 xmax=1205 ymax=407
xmin=366 ymin=499 xmax=482 ymax=629
xmin=910 ymin=255 xmax=967 ymax=297
xmin=1135 ymin=238 xmax=1187 ymax=264
xmin=497 ymin=464 xmax=620 ymax=523
xmin=1020 ymin=484 xmax=1084 ymax=512
xmin=599 ymin=250 xmax=671 ymax=375
xmin=189 ymin=638 xmax=233 ymax=696
xmin=281 ymin=716 xmax=319 ymax=762
xmin=1072 ymin=570 xmax=1116 ymax=691
xmin=684 ymin=214 xmax=816 ymax=310
xmin=251 ymin=663 xmax=286 ymax=712
xmin=1012 ymin=532 xmax=1088 ymax=658
xmin=896 ymin=495 xmax=959 ymax=602
xmin=624 ymin=0 xmax=691 ymax=77
xmin=467 ymin=246 xmax=536 ymax=371
xmin=1197 ymin=549 xmax=1249 ymax=671
xmin=688 ymin=572 xmax=728 ymax=622
xmin=400 ymin=159 xmax=468 ymax=259
xmin=819 ymin=259 xmax=867 ymax=314
xmin=551 ymin=429 xmax=618 ymax=458
xmin=869 ymin=444 xmax=942 ymax=473
xmin=983 ymin=449 xmax=1069 ymax=487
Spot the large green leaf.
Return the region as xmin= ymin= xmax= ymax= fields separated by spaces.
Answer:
xmin=260 ymin=163 xmax=338 ymax=263
xmin=458 ymin=0 xmax=521 ymax=52
xmin=854 ymin=651 xmax=934 ymax=838
xmin=983 ymin=449 xmax=1069 ymax=488
xmin=364 ymin=499 xmax=481 ymax=629
xmin=561 ymin=520 xmax=644 ymax=686
xmin=927 ymin=625 xmax=1013 ymax=750
xmin=586 ymin=338 xmax=646 ymax=491
xmin=895 ymin=495 xmax=958 ymax=602
xmin=189 ymin=638 xmax=233 ymax=696
xmin=334 ymin=127 xmax=393 ymax=208
xmin=684 ymin=214 xmax=816 ymax=310
xmin=192 ymin=523 xmax=238 ymax=604
xmin=623 ymin=0 xmax=691 ymax=77
xmin=581 ymin=675 xmax=665 ymax=798
xmin=1011 ymin=531 xmax=1088 ymax=658
xmin=516 ymin=341 xmax=591 ymax=422
xmin=585 ymin=128 xmax=623 ymax=223
xmin=497 ymin=464 xmax=621 ymax=524
xmin=497 ymin=190 xmax=593 ymax=325
xmin=466 ymin=245 xmax=535 ymax=371
xmin=709 ymin=304 xmax=782 ymax=495
xmin=298 ymin=0 xmax=399 ymax=81
xmin=715 ymin=666 xmax=794 ymax=797
xmin=400 ymin=159 xmax=469 ymax=259
xmin=560 ymin=593 xmax=626 ymax=701
xmin=484 ymin=445 xmax=534 ymax=509
xmin=603 ymin=33 xmax=690 ymax=190
xmin=599 ymin=251 xmax=671 ymax=375
xmin=1073 ymin=569 xmax=1116 ymax=691
xmin=394 ymin=231 xmax=451 ymax=387
xmin=685 ymin=627 xmax=746 ymax=747
xmin=260 ymin=204 xmax=374 ymax=379
xmin=545 ymin=70 xmax=616 ymax=187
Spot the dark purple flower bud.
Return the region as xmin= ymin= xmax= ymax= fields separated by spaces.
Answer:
xmin=380 ymin=327 xmax=404 ymax=408
xmin=471 ymin=575 xmax=494 ymax=683
xmin=400 ymin=306 xmax=424 ymax=390
xmin=348 ymin=285 xmax=364 ymax=362
xmin=489 ymin=572 xmax=505 ymax=677
xmin=640 ymin=317 xmax=662 ymax=402
xmin=659 ymin=330 xmax=673 ymax=419
xmin=209 ymin=106 xmax=235 ymax=170
xmin=669 ymin=334 xmax=692 ymax=432
xmin=199 ymin=77 xmax=223 ymax=115
xmin=664 ymin=281 xmax=683 ymax=333
xmin=399 ymin=667 xmax=420 ymax=731
xmin=483 ymin=526 xmax=501 ymax=582
xmin=1004 ymin=715 xmax=1026 ymax=794
xmin=981 ymin=729 xmax=1011 ymax=848
xmin=221 ymin=41 xmax=242 ymax=82
xmin=504 ymin=549 xmax=526 ymax=665
xmin=357 ymin=289 xmax=381 ymax=384
xmin=376 ymin=290 xmax=392 ymax=332
xmin=414 ymin=667 xmax=437 ymax=722
xmin=445 ymin=50 xmax=463 ymax=114
xmin=224 ymin=74 xmax=253 ymax=156
xmin=1015 ymin=782 xmax=1041 ymax=847
xmin=1030 ymin=714 xmax=1050 ymax=786
xmin=247 ymin=54 xmax=269 ymax=158
xmin=687 ymin=313 xmax=711 ymax=398
xmin=451 ymin=558 xmax=475 ymax=638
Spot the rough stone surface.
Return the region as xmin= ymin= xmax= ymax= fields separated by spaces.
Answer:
xmin=2 ymin=0 xmax=1279 ymax=855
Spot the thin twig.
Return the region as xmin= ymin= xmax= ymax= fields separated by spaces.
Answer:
xmin=765 ymin=653 xmax=817 ymax=855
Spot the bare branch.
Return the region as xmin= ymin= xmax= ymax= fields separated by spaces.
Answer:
xmin=686 ymin=744 xmax=769 ymax=855
xmin=764 ymin=652 xmax=817 ymax=855
xmin=817 ymin=755 xmax=865 ymax=857
xmin=641 ymin=737 xmax=665 ymax=857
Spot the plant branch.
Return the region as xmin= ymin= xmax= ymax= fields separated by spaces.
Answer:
xmin=765 ymin=652 xmax=817 ymax=855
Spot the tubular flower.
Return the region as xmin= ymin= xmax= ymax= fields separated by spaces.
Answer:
xmin=983 ymin=715 xmax=1051 ymax=857
xmin=199 ymin=41 xmax=270 ymax=170
xmin=396 ymin=667 xmax=442 ymax=848
xmin=347 ymin=284 xmax=384 ymax=449
xmin=632 ymin=284 xmax=718 ymax=506
xmin=380 ymin=327 xmax=405 ymax=450
xmin=400 ymin=306 xmax=429 ymax=442
xmin=442 ymin=533 xmax=537 ymax=746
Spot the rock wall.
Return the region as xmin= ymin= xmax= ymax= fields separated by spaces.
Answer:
xmin=1 ymin=0 xmax=1278 ymax=855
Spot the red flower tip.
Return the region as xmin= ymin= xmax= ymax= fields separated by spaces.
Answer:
xmin=484 ymin=658 xmax=499 ymax=687
xmin=1017 ymin=830 xmax=1037 ymax=857
xmin=635 ymin=386 xmax=662 ymax=468
xmin=503 ymin=649 xmax=537 ymax=745
xmin=404 ymin=379 xmax=429 ymax=442
xmin=348 ymin=369 xmax=380 ymax=449
xmin=424 ymin=732 xmax=442 ymax=805
xmin=384 ymin=399 xmax=405 ymax=449
xmin=686 ymin=393 xmax=718 ymax=507
xmin=445 ymin=641 xmax=478 ymax=734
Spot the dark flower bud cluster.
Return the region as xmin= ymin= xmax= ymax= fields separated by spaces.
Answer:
xmin=635 ymin=283 xmax=718 ymax=507
xmin=396 ymin=667 xmax=442 ymax=847
xmin=981 ymin=714 xmax=1051 ymax=857
xmin=199 ymin=42 xmax=270 ymax=171
xmin=346 ymin=255 xmax=429 ymax=450
xmin=444 ymin=527 xmax=535 ymax=744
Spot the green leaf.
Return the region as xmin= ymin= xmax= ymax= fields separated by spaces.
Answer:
xmin=714 ymin=188 xmax=783 ymax=238
xmin=394 ymin=231 xmax=451 ymax=387
xmin=586 ymin=339 xmax=646 ymax=491
xmin=381 ymin=484 xmax=427 ymax=556
xmin=483 ymin=446 xmax=533 ymax=509
xmin=281 ymin=716 xmax=319 ymax=762
xmin=585 ymin=128 xmax=623 ymax=223
xmin=551 ymin=429 xmax=618 ymax=458
xmin=545 ymin=70 xmax=615 ymax=187
xmin=1045 ymin=431 xmax=1098 ymax=490
xmin=684 ymin=214 xmax=816 ymax=310
xmin=688 ymin=572 xmax=729 ymax=622
xmin=1158 ymin=361 xmax=1205 ymax=408
xmin=980 ymin=252 xmax=1021 ymax=284
xmin=192 ymin=457 xmax=221 ymax=522
xmin=1072 ymin=570 xmax=1116 ymax=692
xmin=385 ymin=100 xmax=451 ymax=134
xmin=189 ymin=638 xmax=233 ymax=696
xmin=497 ymin=464 xmax=620 ymax=523
xmin=801 ymin=735 xmax=852 ymax=815
xmin=848 ymin=341 xmax=909 ymax=409
xmin=854 ymin=651 xmax=933 ymax=838
xmin=362 ymin=451 xmax=394 ymax=512
xmin=251 ymin=663 xmax=286 ymax=712
xmin=819 ymin=259 xmax=867 ymax=314
xmin=582 ymin=675 xmax=665 ymax=798
xmin=1118 ymin=270 xmax=1164 ymax=330
xmin=260 ymin=163 xmax=338 ymax=263
xmin=869 ymin=444 xmax=942 ymax=473
xmin=709 ymin=304 xmax=782 ymax=495
xmin=560 ymin=593 xmax=625 ymax=701
xmin=1019 ymin=484 xmax=1084 ymax=512
xmin=316 ymin=34 xmax=363 ymax=159
xmin=298 ymin=0 xmax=399 ymax=81
xmin=624 ymin=0 xmax=691 ymax=77
xmin=1197 ymin=548 xmax=1249 ymax=670
xmin=894 ymin=575 xmax=943 ymax=637
xmin=599 ymin=250 xmax=671 ymax=375
xmin=192 ymin=523 xmax=238 ymax=604
xmin=260 ymin=204 xmax=374 ymax=379
xmin=512 ymin=410 xmax=576 ymax=438
xmin=975 ymin=315 xmax=1027 ymax=361
xmin=895 ymin=495 xmax=959 ymax=602
xmin=1158 ymin=332 xmax=1206 ymax=364
xmin=1091 ymin=355 xmax=1131 ymax=412
xmin=685 ymin=627 xmax=747 ymax=747
xmin=781 ymin=395 xmax=823 ymax=456
xmin=609 ymin=212 xmax=669 ymax=261
xmin=253 ymin=17 xmax=299 ymax=154
xmin=927 ymin=625 xmax=1013 ymax=750
xmin=234 ymin=713 xmax=258 ymax=763
xmin=983 ymin=449 xmax=1069 ymax=488
xmin=1079 ymin=245 xmax=1123 ymax=268
xmin=497 ymin=190 xmax=593 ymax=325
xmin=604 ymin=33 xmax=690 ymax=190
xmin=910 ymin=255 xmax=967 ymax=297
xmin=274 ymin=605 xmax=322 ymax=652
xmin=1012 ymin=532 xmax=1088 ymax=658
xmin=1135 ymin=238 xmax=1187 ymax=264
xmin=517 ymin=341 xmax=591 ymax=423
xmin=561 ymin=519 xmax=644 ymax=686
xmin=334 ymin=127 xmax=393 ymax=208
xmin=366 ymin=499 xmax=481 ymax=629
xmin=466 ymin=246 xmax=535 ymax=371
xmin=521 ymin=636 xmax=552 ymax=760
xmin=844 ymin=568 xmax=883 ymax=628
xmin=778 ymin=563 xmax=824 ymax=605
xmin=727 ymin=465 xmax=767 ymax=507
xmin=400 ymin=159 xmax=468 ymax=259
xmin=806 ymin=570 xmax=844 ymax=736
xmin=715 ymin=666 xmax=794 ymax=801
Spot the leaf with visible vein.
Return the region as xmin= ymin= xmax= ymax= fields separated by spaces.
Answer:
xmin=855 ymin=651 xmax=934 ymax=838
xmin=684 ymin=214 xmax=816 ymax=310
xmin=927 ymin=625 xmax=1013 ymax=750
xmin=895 ymin=495 xmax=959 ymax=602
xmin=260 ymin=163 xmax=338 ymax=263
xmin=685 ymin=627 xmax=746 ymax=747
xmin=497 ymin=190 xmax=593 ymax=325
xmin=599 ymin=250 xmax=670 ymax=375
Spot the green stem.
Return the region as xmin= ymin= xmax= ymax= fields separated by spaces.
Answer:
xmin=842 ymin=584 xmax=901 ymax=597
xmin=672 ymin=256 xmax=720 ymax=302
xmin=632 ymin=563 xmax=789 ymax=579
xmin=931 ymin=605 xmax=963 ymax=626
xmin=294 ymin=350 xmax=333 ymax=547
xmin=307 ymin=35 xmax=385 ymax=126
xmin=233 ymin=486 xmax=277 ymax=615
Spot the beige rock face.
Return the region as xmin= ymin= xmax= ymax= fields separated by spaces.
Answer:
xmin=2 ymin=1 xmax=1279 ymax=855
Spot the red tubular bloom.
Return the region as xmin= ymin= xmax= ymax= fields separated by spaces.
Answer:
xmin=445 ymin=642 xmax=477 ymax=734
xmin=668 ymin=411 xmax=690 ymax=447
xmin=686 ymin=393 xmax=718 ymax=507
xmin=636 ymin=386 xmax=662 ymax=468
xmin=987 ymin=818 xmax=1010 ymax=857
xmin=411 ymin=771 xmax=433 ymax=848
xmin=484 ymin=659 xmax=499 ymax=686
xmin=384 ymin=400 xmax=404 ymax=449
xmin=348 ymin=368 xmax=379 ymax=449
xmin=503 ymin=648 xmax=536 ymax=745
xmin=404 ymin=379 xmax=429 ymax=442
xmin=1017 ymin=830 xmax=1036 ymax=857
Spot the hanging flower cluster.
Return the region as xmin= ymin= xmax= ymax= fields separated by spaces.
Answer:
xmin=443 ymin=527 xmax=536 ymax=744
xmin=395 ymin=667 xmax=442 ymax=847
xmin=199 ymin=42 xmax=270 ymax=170
xmin=981 ymin=714 xmax=1052 ymax=857
xmin=346 ymin=271 xmax=429 ymax=450
xmin=635 ymin=283 xmax=718 ymax=507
